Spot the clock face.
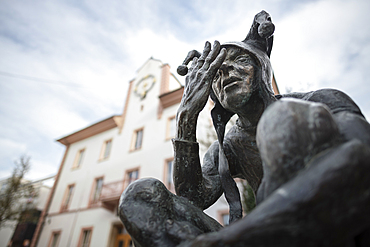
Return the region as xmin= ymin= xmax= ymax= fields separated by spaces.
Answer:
xmin=133 ymin=74 xmax=156 ymax=99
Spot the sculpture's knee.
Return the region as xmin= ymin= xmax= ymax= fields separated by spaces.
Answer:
xmin=256 ymin=99 xmax=341 ymax=198
xmin=119 ymin=178 xmax=220 ymax=246
xmin=119 ymin=178 xmax=171 ymax=244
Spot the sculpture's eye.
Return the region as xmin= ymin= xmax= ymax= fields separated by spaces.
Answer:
xmin=235 ymin=56 xmax=250 ymax=64
xmin=267 ymin=16 xmax=272 ymax=22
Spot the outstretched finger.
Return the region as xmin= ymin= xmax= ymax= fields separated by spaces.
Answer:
xmin=208 ymin=48 xmax=227 ymax=79
xmin=203 ymin=41 xmax=221 ymax=70
xmin=197 ymin=41 xmax=211 ymax=69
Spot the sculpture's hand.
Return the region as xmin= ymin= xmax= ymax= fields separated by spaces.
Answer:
xmin=176 ymin=41 xmax=226 ymax=142
xmin=181 ymin=41 xmax=226 ymax=115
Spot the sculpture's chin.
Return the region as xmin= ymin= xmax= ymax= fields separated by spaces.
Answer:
xmin=220 ymin=90 xmax=253 ymax=113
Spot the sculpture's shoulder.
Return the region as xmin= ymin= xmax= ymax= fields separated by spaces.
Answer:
xmin=224 ymin=123 xmax=257 ymax=149
xmin=279 ymin=89 xmax=364 ymax=117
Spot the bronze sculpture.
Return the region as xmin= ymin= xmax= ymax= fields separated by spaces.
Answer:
xmin=119 ymin=10 xmax=370 ymax=246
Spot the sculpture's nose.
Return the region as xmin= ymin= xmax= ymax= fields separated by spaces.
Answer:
xmin=219 ymin=62 xmax=233 ymax=75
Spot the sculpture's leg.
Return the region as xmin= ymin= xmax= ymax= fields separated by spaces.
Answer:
xmin=256 ymin=99 xmax=343 ymax=201
xmin=118 ymin=178 xmax=222 ymax=247
xmin=180 ymin=99 xmax=370 ymax=246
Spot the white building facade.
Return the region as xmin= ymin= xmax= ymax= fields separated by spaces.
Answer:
xmin=33 ymin=58 xmax=231 ymax=247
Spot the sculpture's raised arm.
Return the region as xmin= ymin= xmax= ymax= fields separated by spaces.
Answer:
xmin=172 ymin=41 xmax=226 ymax=209
xmin=175 ymin=41 xmax=225 ymax=142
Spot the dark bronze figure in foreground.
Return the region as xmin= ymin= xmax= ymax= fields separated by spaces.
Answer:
xmin=119 ymin=11 xmax=370 ymax=246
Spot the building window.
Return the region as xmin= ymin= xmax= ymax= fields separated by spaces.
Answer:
xmin=100 ymin=139 xmax=112 ymax=160
xmin=91 ymin=177 xmax=104 ymax=204
xmin=78 ymin=228 xmax=93 ymax=247
xmin=48 ymin=231 xmax=61 ymax=247
xmin=73 ymin=149 xmax=85 ymax=168
xmin=166 ymin=116 xmax=176 ymax=139
xmin=126 ymin=168 xmax=139 ymax=187
xmin=60 ymin=184 xmax=74 ymax=212
xmin=164 ymin=158 xmax=174 ymax=191
xmin=131 ymin=128 xmax=144 ymax=151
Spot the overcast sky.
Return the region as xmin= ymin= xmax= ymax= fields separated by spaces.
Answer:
xmin=1 ymin=0 xmax=369 ymax=182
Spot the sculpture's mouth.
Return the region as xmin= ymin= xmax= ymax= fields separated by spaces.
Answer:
xmin=222 ymin=76 xmax=241 ymax=89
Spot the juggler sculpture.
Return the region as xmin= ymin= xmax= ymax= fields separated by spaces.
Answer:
xmin=119 ymin=11 xmax=370 ymax=246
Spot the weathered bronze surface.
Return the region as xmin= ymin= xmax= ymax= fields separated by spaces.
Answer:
xmin=119 ymin=10 xmax=370 ymax=246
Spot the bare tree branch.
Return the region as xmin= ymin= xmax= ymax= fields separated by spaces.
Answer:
xmin=0 ymin=155 xmax=37 ymax=229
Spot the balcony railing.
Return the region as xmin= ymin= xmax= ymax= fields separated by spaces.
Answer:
xmin=99 ymin=179 xmax=141 ymax=212
xmin=100 ymin=180 xmax=125 ymax=205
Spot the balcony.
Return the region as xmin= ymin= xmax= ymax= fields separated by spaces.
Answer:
xmin=100 ymin=180 xmax=125 ymax=211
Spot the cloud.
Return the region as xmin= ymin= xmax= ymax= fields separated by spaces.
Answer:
xmin=1 ymin=0 xmax=370 ymax=182
xmin=270 ymin=0 xmax=370 ymax=116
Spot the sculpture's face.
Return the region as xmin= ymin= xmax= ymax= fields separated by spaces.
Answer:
xmin=212 ymin=46 xmax=259 ymax=113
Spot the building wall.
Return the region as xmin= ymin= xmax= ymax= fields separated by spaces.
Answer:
xmin=47 ymin=128 xmax=119 ymax=215
xmin=36 ymin=185 xmax=52 ymax=211
xmin=116 ymin=60 xmax=174 ymax=179
xmin=38 ymin=208 xmax=119 ymax=247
